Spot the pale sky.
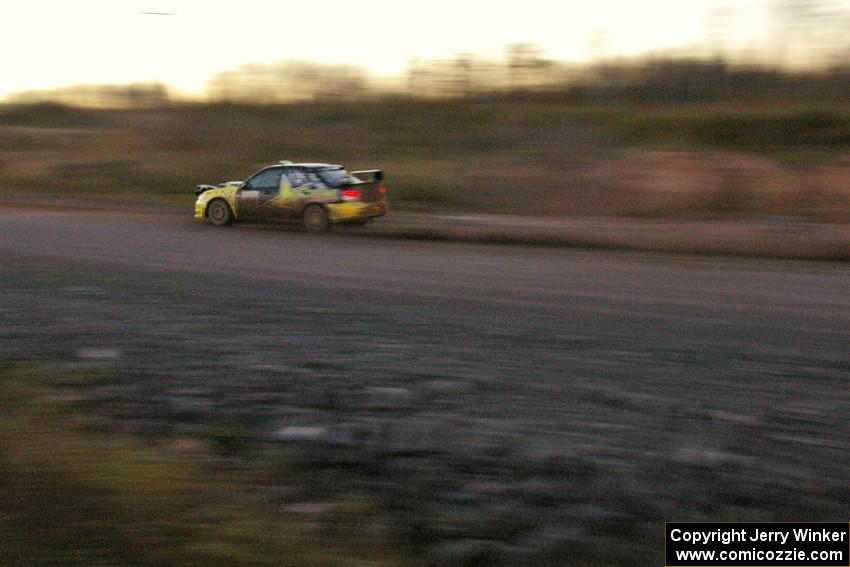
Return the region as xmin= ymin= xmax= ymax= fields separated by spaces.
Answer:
xmin=1 ymin=0 xmax=777 ymax=99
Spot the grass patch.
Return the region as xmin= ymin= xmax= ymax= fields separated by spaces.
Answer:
xmin=0 ymin=366 xmax=412 ymax=566
xmin=612 ymin=108 xmax=850 ymax=153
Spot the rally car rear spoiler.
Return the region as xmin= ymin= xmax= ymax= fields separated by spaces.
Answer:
xmin=351 ymin=170 xmax=384 ymax=182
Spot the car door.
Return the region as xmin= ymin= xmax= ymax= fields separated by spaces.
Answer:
xmin=237 ymin=167 xmax=284 ymax=219
xmin=287 ymin=168 xmax=336 ymax=214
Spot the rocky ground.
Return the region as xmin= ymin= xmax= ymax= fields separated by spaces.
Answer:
xmin=1 ymin=210 xmax=848 ymax=566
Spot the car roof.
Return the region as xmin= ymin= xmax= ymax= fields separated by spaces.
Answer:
xmin=278 ymin=162 xmax=343 ymax=170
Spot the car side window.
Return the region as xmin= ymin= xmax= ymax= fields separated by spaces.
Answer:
xmin=246 ymin=168 xmax=283 ymax=191
xmin=306 ymin=172 xmax=328 ymax=189
xmin=287 ymin=169 xmax=308 ymax=188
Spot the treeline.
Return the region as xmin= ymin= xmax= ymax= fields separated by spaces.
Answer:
xmin=205 ymin=54 xmax=850 ymax=105
xmin=402 ymin=53 xmax=850 ymax=104
xmin=7 ymin=83 xmax=170 ymax=108
xmin=7 ymin=51 xmax=850 ymax=108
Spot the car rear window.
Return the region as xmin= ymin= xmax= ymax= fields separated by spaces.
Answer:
xmin=318 ymin=168 xmax=361 ymax=187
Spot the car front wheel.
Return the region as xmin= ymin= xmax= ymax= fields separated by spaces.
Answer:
xmin=302 ymin=204 xmax=329 ymax=233
xmin=207 ymin=199 xmax=232 ymax=226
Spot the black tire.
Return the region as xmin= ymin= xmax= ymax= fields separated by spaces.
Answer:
xmin=302 ymin=204 xmax=329 ymax=233
xmin=207 ymin=199 xmax=232 ymax=226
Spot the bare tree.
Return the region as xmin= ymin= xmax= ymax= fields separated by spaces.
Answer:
xmin=506 ymin=43 xmax=552 ymax=91
xmin=771 ymin=0 xmax=849 ymax=68
xmin=207 ymin=62 xmax=368 ymax=103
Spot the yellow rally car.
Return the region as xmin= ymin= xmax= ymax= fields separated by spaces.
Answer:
xmin=194 ymin=161 xmax=387 ymax=232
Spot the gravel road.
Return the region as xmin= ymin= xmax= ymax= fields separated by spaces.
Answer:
xmin=2 ymin=208 xmax=848 ymax=566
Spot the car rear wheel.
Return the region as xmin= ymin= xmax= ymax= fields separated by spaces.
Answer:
xmin=302 ymin=204 xmax=329 ymax=233
xmin=207 ymin=199 xmax=232 ymax=226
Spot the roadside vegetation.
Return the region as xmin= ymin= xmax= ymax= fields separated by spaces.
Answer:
xmin=1 ymin=99 xmax=848 ymax=221
xmin=0 ymin=365 xmax=412 ymax=566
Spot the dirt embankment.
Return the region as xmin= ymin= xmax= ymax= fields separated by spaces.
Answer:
xmin=569 ymin=151 xmax=850 ymax=222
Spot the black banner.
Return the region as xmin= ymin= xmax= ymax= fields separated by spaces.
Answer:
xmin=666 ymin=522 xmax=849 ymax=567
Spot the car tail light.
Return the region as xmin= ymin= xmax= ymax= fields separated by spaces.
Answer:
xmin=341 ymin=189 xmax=361 ymax=201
